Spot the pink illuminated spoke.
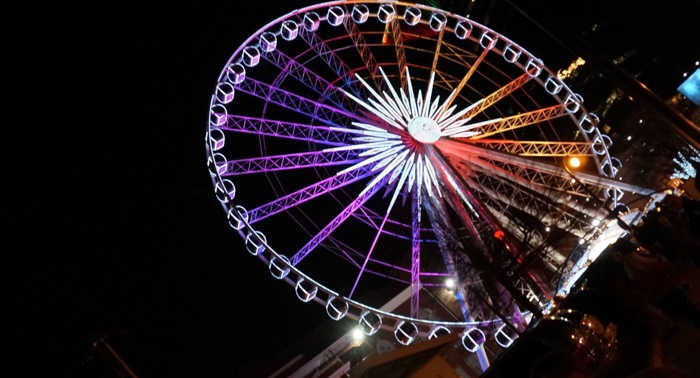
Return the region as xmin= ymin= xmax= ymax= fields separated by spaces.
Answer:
xmin=205 ymin=2 xmax=650 ymax=354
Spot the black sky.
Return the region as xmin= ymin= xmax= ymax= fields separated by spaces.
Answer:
xmin=6 ymin=2 xmax=327 ymax=376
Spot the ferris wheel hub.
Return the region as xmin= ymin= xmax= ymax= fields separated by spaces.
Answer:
xmin=407 ymin=116 xmax=440 ymax=144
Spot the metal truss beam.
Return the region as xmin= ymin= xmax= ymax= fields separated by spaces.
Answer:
xmin=223 ymin=150 xmax=360 ymax=176
xmin=471 ymin=138 xmax=593 ymax=157
xmin=290 ymin=176 xmax=388 ymax=267
xmin=447 ymin=104 xmax=568 ymax=139
xmin=236 ymin=78 xmax=358 ymax=128
xmin=264 ymin=49 xmax=359 ymax=113
xmin=222 ymin=115 xmax=354 ymax=147
xmin=245 ymin=165 xmax=374 ymax=224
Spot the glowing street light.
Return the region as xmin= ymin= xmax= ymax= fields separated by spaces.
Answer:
xmin=567 ymin=156 xmax=581 ymax=169
xmin=445 ymin=278 xmax=456 ymax=290
xmin=351 ymin=327 xmax=365 ymax=345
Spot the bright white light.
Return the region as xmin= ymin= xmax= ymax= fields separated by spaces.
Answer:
xmin=545 ymin=226 xmax=551 ymax=232
xmin=579 ymin=239 xmax=585 ymax=245
xmin=639 ymin=119 xmax=643 ymax=124
xmin=445 ymin=278 xmax=455 ymax=289
xmin=627 ymin=136 xmax=632 ymax=141
xmin=592 ymin=219 xmax=600 ymax=226
xmin=351 ymin=327 xmax=365 ymax=342
xmin=568 ymin=156 xmax=581 ymax=169
xmin=684 ymin=72 xmax=689 ymax=77
xmin=696 ymin=61 xmax=699 ymax=66
xmin=340 ymin=66 xmax=489 ymax=200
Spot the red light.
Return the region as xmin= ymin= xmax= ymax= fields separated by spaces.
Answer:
xmin=494 ymin=230 xmax=505 ymax=240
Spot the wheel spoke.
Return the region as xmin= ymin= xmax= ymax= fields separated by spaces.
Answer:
xmin=236 ymin=77 xmax=363 ymax=128
xmin=443 ymin=72 xmax=534 ymax=131
xmin=470 ymin=139 xmax=593 ymax=157
xmin=222 ymin=150 xmax=360 ymax=176
xmin=264 ymin=49 xmax=359 ymax=113
xmin=410 ymin=189 xmax=422 ymax=318
xmin=289 ymin=175 xmax=388 ymax=266
xmin=245 ymin=165 xmax=374 ymax=224
xmin=299 ymin=30 xmax=367 ymax=99
xmin=444 ymin=104 xmax=568 ymax=139
xmin=222 ymin=115 xmax=355 ymax=147
xmin=206 ymin=2 xmax=653 ymax=350
xmin=343 ymin=13 xmax=384 ymax=91
xmin=442 ymin=45 xmax=490 ymax=111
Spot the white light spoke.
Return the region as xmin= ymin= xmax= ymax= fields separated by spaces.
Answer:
xmin=388 ymin=159 xmax=407 ymax=184
xmin=422 ymin=72 xmax=436 ymax=117
xmin=359 ymin=151 xmax=406 ymax=197
xmin=415 ymin=155 xmax=425 ymax=194
xmin=425 ymin=157 xmax=443 ymax=197
xmin=440 ymin=100 xmax=483 ymax=130
xmin=442 ymin=118 xmax=498 ymax=137
xmin=359 ymin=142 xmax=403 ymax=157
xmin=428 ymin=96 xmax=441 ymax=119
xmin=353 ymin=136 xmax=394 ymax=143
xmin=436 ymin=102 xmax=458 ymax=123
xmin=325 ymin=140 xmax=400 ymax=153
xmin=377 ymin=148 xmax=410 ymax=177
xmin=400 ymin=89 xmax=412 ymax=117
xmin=406 ymin=71 xmax=419 ymax=116
xmin=382 ymin=93 xmax=410 ymax=126
xmin=379 ymin=68 xmax=411 ymax=120
xmin=406 ymin=154 xmax=417 ymax=192
xmin=347 ymin=122 xmax=393 ymax=134
xmin=337 ymin=145 xmax=404 ymax=175
xmin=449 ymin=131 xmax=481 ymax=138
xmin=416 ymin=90 xmax=424 ymax=115
xmin=367 ymin=98 xmax=404 ymax=129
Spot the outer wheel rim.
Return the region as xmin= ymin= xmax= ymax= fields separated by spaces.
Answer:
xmin=205 ymin=1 xmax=626 ymax=346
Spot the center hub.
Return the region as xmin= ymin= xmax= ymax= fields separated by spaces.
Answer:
xmin=408 ymin=116 xmax=441 ymax=144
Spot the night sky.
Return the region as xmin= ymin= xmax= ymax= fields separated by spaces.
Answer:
xmin=5 ymin=1 xmax=699 ymax=377
xmin=6 ymin=2 xmax=325 ymax=376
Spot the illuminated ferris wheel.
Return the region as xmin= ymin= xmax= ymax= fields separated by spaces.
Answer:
xmin=205 ymin=1 xmax=643 ymax=354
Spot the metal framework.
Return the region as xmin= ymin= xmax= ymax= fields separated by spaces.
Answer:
xmin=205 ymin=1 xmax=653 ymax=370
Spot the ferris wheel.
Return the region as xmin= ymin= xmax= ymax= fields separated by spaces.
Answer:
xmin=205 ymin=0 xmax=644 ymax=353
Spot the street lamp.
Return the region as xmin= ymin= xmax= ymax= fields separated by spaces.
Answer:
xmin=562 ymin=156 xmax=632 ymax=231
xmin=568 ymin=156 xmax=581 ymax=169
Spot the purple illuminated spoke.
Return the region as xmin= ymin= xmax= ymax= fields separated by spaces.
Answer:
xmin=423 ymin=192 xmax=476 ymax=321
xmin=299 ymin=31 xmax=365 ymax=98
xmin=349 ymin=151 xmax=415 ymax=298
xmin=351 ymin=206 xmax=423 ymax=242
xmin=204 ymin=1 xmax=646 ymax=351
xmin=222 ymin=115 xmax=355 ymax=147
xmin=323 ymin=236 xmax=413 ymax=280
xmin=245 ymin=165 xmax=374 ymax=224
xmin=236 ymin=78 xmax=364 ymax=128
xmin=264 ymin=49 xmax=358 ymax=112
xmin=289 ymin=177 xmax=387 ymax=267
xmin=410 ymin=190 xmax=422 ymax=318
xmin=222 ymin=150 xmax=361 ymax=176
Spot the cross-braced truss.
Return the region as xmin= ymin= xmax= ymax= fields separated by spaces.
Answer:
xmin=205 ymin=1 xmax=654 ymax=367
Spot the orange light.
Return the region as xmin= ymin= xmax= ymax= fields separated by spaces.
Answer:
xmin=494 ymin=230 xmax=505 ymax=240
xmin=568 ymin=156 xmax=581 ymax=169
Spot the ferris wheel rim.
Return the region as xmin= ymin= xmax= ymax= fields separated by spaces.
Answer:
xmin=205 ymin=0 xmax=628 ymax=345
